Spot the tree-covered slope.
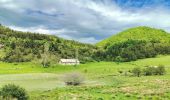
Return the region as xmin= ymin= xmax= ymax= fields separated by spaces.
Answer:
xmin=97 ymin=26 xmax=170 ymax=47
xmin=0 ymin=25 xmax=97 ymax=64
xmin=1 ymin=25 xmax=170 ymax=64
xmin=94 ymin=26 xmax=170 ymax=62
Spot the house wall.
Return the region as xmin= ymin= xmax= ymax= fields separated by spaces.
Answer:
xmin=59 ymin=61 xmax=80 ymax=65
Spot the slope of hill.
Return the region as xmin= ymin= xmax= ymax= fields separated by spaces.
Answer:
xmin=97 ymin=26 xmax=170 ymax=47
xmin=94 ymin=26 xmax=170 ymax=62
xmin=0 ymin=25 xmax=170 ymax=63
xmin=0 ymin=25 xmax=97 ymax=64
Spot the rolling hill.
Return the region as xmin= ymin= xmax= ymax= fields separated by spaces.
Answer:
xmin=97 ymin=26 xmax=170 ymax=47
xmin=0 ymin=25 xmax=170 ymax=63
xmin=94 ymin=26 xmax=170 ymax=62
xmin=0 ymin=25 xmax=97 ymax=64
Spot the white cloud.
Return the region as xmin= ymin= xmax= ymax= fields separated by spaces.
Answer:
xmin=0 ymin=0 xmax=170 ymax=44
xmin=9 ymin=26 xmax=52 ymax=34
xmin=9 ymin=25 xmax=99 ymax=43
xmin=77 ymin=37 xmax=99 ymax=43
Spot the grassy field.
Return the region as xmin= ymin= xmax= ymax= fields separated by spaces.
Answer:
xmin=0 ymin=55 xmax=170 ymax=99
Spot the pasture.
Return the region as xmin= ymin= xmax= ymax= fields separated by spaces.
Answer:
xmin=0 ymin=55 xmax=170 ymax=99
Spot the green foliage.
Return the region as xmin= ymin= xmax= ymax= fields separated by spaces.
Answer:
xmin=143 ymin=65 xmax=166 ymax=76
xmin=0 ymin=25 xmax=97 ymax=63
xmin=115 ymin=56 xmax=123 ymax=64
xmin=2 ymin=48 xmax=31 ymax=62
xmin=132 ymin=67 xmax=141 ymax=77
xmin=143 ymin=66 xmax=155 ymax=76
xmin=131 ymin=65 xmax=166 ymax=76
xmin=41 ymin=60 xmax=51 ymax=68
xmin=95 ymin=39 xmax=170 ymax=62
xmin=95 ymin=26 xmax=170 ymax=62
xmin=41 ymin=42 xmax=51 ymax=67
xmin=156 ymin=65 xmax=166 ymax=75
xmin=97 ymin=26 xmax=170 ymax=47
xmin=1 ymin=25 xmax=170 ymax=63
xmin=0 ymin=84 xmax=28 ymax=100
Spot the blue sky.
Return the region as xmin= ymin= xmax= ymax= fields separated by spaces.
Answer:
xmin=0 ymin=0 xmax=170 ymax=43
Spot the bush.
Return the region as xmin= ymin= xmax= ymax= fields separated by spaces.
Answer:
xmin=130 ymin=65 xmax=166 ymax=77
xmin=143 ymin=66 xmax=155 ymax=76
xmin=63 ymin=72 xmax=85 ymax=86
xmin=41 ymin=60 xmax=51 ymax=68
xmin=0 ymin=84 xmax=28 ymax=100
xmin=115 ymin=56 xmax=123 ymax=64
xmin=156 ymin=65 xmax=166 ymax=75
xmin=132 ymin=67 xmax=141 ymax=77
xmin=81 ymin=57 xmax=94 ymax=64
xmin=143 ymin=65 xmax=166 ymax=76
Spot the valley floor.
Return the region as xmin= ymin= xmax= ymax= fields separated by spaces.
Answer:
xmin=0 ymin=55 xmax=170 ymax=100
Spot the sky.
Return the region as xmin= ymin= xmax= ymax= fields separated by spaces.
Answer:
xmin=0 ymin=0 xmax=170 ymax=44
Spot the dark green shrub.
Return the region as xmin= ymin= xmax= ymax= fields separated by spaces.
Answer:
xmin=63 ymin=72 xmax=85 ymax=86
xmin=115 ymin=56 xmax=123 ymax=64
xmin=0 ymin=84 xmax=28 ymax=100
xmin=81 ymin=57 xmax=94 ymax=64
xmin=118 ymin=70 xmax=123 ymax=74
xmin=143 ymin=66 xmax=155 ymax=76
xmin=41 ymin=60 xmax=51 ymax=68
xmin=132 ymin=67 xmax=141 ymax=77
xmin=143 ymin=65 xmax=166 ymax=76
xmin=155 ymin=65 xmax=166 ymax=75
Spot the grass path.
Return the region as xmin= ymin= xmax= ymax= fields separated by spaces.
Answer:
xmin=0 ymin=73 xmax=64 ymax=91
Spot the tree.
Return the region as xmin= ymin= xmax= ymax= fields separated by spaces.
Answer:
xmin=41 ymin=42 xmax=50 ymax=67
xmin=115 ymin=56 xmax=123 ymax=64
xmin=132 ymin=67 xmax=141 ymax=77
xmin=74 ymin=48 xmax=79 ymax=67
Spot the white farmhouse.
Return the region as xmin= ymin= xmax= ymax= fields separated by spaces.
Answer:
xmin=59 ymin=59 xmax=80 ymax=65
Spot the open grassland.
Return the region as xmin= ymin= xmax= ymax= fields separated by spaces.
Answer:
xmin=0 ymin=55 xmax=170 ymax=99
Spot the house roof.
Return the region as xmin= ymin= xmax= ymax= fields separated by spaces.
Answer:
xmin=60 ymin=59 xmax=80 ymax=63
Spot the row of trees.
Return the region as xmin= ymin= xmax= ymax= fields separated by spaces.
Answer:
xmin=132 ymin=65 xmax=166 ymax=77
xmin=94 ymin=39 xmax=170 ymax=62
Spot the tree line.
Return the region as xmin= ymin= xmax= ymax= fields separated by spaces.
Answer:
xmin=94 ymin=39 xmax=170 ymax=62
xmin=0 ymin=25 xmax=97 ymax=65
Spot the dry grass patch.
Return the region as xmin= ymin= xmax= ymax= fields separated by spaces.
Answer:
xmin=118 ymin=79 xmax=170 ymax=96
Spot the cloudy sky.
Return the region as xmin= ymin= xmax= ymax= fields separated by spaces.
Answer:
xmin=0 ymin=0 xmax=170 ymax=43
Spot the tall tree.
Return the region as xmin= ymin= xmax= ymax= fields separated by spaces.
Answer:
xmin=41 ymin=42 xmax=50 ymax=67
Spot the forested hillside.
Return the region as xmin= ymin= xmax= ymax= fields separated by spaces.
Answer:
xmin=0 ymin=25 xmax=97 ymax=65
xmin=95 ymin=26 xmax=170 ymax=62
xmin=0 ymin=25 xmax=170 ymax=64
xmin=97 ymin=26 xmax=170 ymax=48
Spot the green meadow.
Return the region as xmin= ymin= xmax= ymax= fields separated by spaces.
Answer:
xmin=0 ymin=55 xmax=170 ymax=99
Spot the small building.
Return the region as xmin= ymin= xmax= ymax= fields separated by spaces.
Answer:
xmin=59 ymin=59 xmax=80 ymax=65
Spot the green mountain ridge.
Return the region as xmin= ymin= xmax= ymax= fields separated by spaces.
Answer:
xmin=97 ymin=26 xmax=170 ymax=47
xmin=0 ymin=25 xmax=97 ymax=64
xmin=94 ymin=26 xmax=170 ymax=62
xmin=0 ymin=25 xmax=170 ymax=63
